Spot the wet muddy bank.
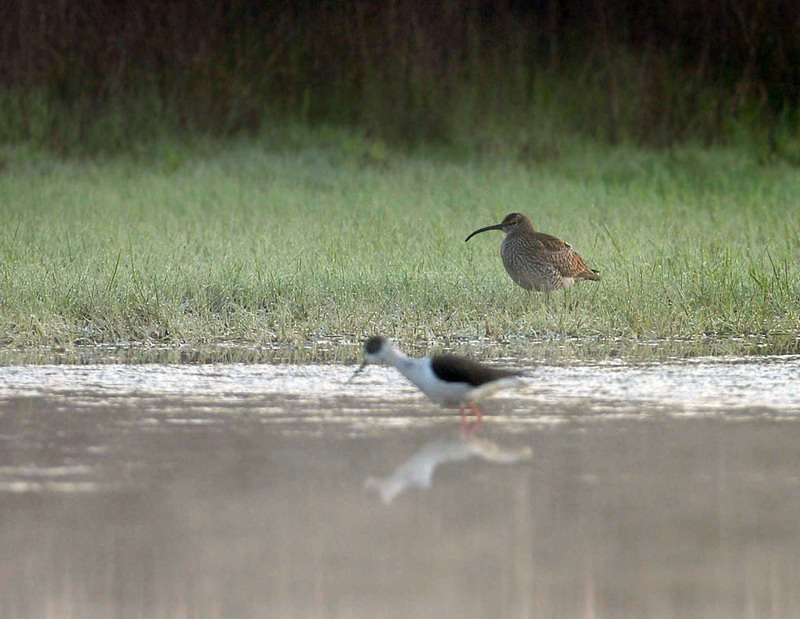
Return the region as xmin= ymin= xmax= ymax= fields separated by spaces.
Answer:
xmin=1 ymin=332 xmax=797 ymax=366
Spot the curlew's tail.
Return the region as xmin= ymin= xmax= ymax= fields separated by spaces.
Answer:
xmin=581 ymin=269 xmax=601 ymax=281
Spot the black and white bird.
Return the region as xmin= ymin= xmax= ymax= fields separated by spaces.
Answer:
xmin=349 ymin=335 xmax=526 ymax=425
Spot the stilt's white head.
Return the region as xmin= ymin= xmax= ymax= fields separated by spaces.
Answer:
xmin=363 ymin=335 xmax=391 ymax=362
xmin=348 ymin=335 xmax=396 ymax=382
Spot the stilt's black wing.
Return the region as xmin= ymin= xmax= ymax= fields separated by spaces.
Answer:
xmin=431 ymin=355 xmax=522 ymax=387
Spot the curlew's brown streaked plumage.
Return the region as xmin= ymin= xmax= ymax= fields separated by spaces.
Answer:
xmin=465 ymin=212 xmax=600 ymax=293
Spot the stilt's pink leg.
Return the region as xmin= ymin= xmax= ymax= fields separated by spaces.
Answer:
xmin=469 ymin=403 xmax=484 ymax=423
xmin=459 ymin=405 xmax=468 ymax=427
xmin=458 ymin=403 xmax=483 ymax=437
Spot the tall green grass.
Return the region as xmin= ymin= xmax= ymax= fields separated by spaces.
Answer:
xmin=0 ymin=131 xmax=798 ymax=363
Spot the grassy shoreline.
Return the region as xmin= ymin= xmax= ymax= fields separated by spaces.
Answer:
xmin=1 ymin=133 xmax=798 ymax=364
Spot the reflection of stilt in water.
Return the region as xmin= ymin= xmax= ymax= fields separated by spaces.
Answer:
xmin=582 ymin=552 xmax=598 ymax=619
xmin=366 ymin=437 xmax=532 ymax=504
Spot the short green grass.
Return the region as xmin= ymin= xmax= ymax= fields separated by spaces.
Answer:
xmin=1 ymin=131 xmax=798 ymax=364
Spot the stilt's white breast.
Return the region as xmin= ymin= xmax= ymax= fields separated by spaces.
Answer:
xmin=397 ymin=358 xmax=474 ymax=407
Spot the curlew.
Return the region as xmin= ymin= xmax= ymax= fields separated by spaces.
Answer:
xmin=465 ymin=212 xmax=600 ymax=294
xmin=349 ymin=336 xmax=525 ymax=427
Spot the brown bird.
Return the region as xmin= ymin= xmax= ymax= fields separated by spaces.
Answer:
xmin=465 ymin=212 xmax=600 ymax=293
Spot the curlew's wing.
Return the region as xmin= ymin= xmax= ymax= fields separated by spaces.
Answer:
xmin=529 ymin=231 xmax=571 ymax=252
xmin=531 ymin=232 xmax=596 ymax=278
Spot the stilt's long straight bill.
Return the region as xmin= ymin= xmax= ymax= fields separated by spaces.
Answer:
xmin=347 ymin=362 xmax=368 ymax=383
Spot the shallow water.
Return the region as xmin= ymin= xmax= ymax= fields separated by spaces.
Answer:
xmin=1 ymin=357 xmax=799 ymax=618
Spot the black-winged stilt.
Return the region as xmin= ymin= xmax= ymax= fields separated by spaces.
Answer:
xmin=350 ymin=335 xmax=525 ymax=426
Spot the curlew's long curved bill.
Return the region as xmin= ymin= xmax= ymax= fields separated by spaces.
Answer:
xmin=347 ymin=361 xmax=368 ymax=383
xmin=464 ymin=223 xmax=504 ymax=242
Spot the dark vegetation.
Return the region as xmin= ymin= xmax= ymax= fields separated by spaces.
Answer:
xmin=1 ymin=0 xmax=799 ymax=154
